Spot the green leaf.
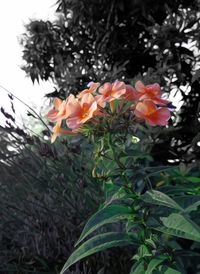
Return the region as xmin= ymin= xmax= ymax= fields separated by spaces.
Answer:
xmin=126 ymin=219 xmax=139 ymax=232
xmin=141 ymin=190 xmax=183 ymax=211
xmin=145 ymin=238 xmax=156 ymax=249
xmin=145 ymin=256 xmax=167 ymax=274
xmin=144 ymin=166 xmax=176 ymax=178
xmin=160 ymin=186 xmax=193 ymax=195
xmin=174 ymin=195 xmax=200 ymax=210
xmin=186 ymin=176 xmax=200 ymax=183
xmin=184 ymin=200 xmax=200 ymax=213
xmin=75 ymin=205 xmax=133 ymax=246
xmin=153 ymin=213 xmax=200 ymax=242
xmin=138 ymin=244 xmax=152 ymax=258
xmin=105 ymin=186 xmax=128 ymax=205
xmin=60 ymin=232 xmax=137 ymax=273
xmin=130 ymin=261 xmax=145 ymax=274
xmin=160 ymin=266 xmax=182 ymax=274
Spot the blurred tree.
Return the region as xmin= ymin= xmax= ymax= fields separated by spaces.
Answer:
xmin=21 ymin=0 xmax=200 ymax=162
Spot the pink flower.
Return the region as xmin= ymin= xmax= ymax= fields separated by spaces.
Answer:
xmin=77 ymin=82 xmax=100 ymax=99
xmin=95 ymin=80 xmax=126 ymax=108
xmin=66 ymin=93 xmax=98 ymax=130
xmin=135 ymin=81 xmax=169 ymax=106
xmin=47 ymin=95 xmax=79 ymax=142
xmin=51 ymin=122 xmax=76 ymax=143
xmin=47 ymin=98 xmax=65 ymax=122
xmin=134 ymin=100 xmax=171 ymax=126
xmin=124 ymin=84 xmax=140 ymax=101
xmin=47 ymin=95 xmax=76 ymax=123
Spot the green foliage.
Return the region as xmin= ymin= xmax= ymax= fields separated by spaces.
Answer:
xmin=61 ymin=232 xmax=137 ymax=274
xmin=153 ymin=213 xmax=200 ymax=243
xmin=59 ymin=130 xmax=200 ymax=274
xmin=145 ymin=256 xmax=168 ymax=274
xmin=75 ymin=204 xmax=133 ymax=246
xmin=141 ymin=190 xmax=183 ymax=211
xmin=129 ymin=260 xmax=145 ymax=274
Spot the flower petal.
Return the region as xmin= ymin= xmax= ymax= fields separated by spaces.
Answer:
xmin=66 ymin=116 xmax=82 ymax=130
xmin=99 ymin=83 xmax=112 ymax=95
xmin=95 ymin=94 xmax=107 ymax=108
xmin=125 ymin=85 xmax=139 ymax=101
xmin=135 ymin=81 xmax=146 ymax=93
xmin=53 ymin=98 xmax=63 ymax=110
xmin=47 ymin=109 xmax=58 ymax=122
xmin=111 ymin=81 xmax=126 ymax=98
xmin=80 ymin=93 xmax=96 ymax=107
xmin=66 ymin=96 xmax=81 ymax=117
xmin=148 ymin=108 xmax=171 ymax=126
xmin=135 ymin=100 xmax=157 ymax=118
xmin=146 ymin=83 xmax=161 ymax=96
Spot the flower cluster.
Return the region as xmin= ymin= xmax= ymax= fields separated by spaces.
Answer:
xmin=47 ymin=80 xmax=171 ymax=142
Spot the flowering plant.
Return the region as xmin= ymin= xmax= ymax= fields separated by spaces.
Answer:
xmin=47 ymin=80 xmax=171 ymax=142
xmin=48 ymin=80 xmax=200 ymax=274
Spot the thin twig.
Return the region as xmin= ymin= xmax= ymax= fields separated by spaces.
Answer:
xmin=0 ymin=84 xmax=51 ymax=134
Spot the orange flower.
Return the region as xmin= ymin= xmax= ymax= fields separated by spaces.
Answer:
xmin=134 ymin=100 xmax=171 ymax=126
xmin=77 ymin=82 xmax=100 ymax=99
xmin=135 ymin=81 xmax=169 ymax=105
xmin=95 ymin=80 xmax=126 ymax=108
xmin=47 ymin=95 xmax=76 ymax=123
xmin=47 ymin=95 xmax=79 ymax=142
xmin=51 ymin=122 xmax=76 ymax=143
xmin=66 ymin=93 xmax=98 ymax=130
xmin=47 ymin=98 xmax=65 ymax=122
